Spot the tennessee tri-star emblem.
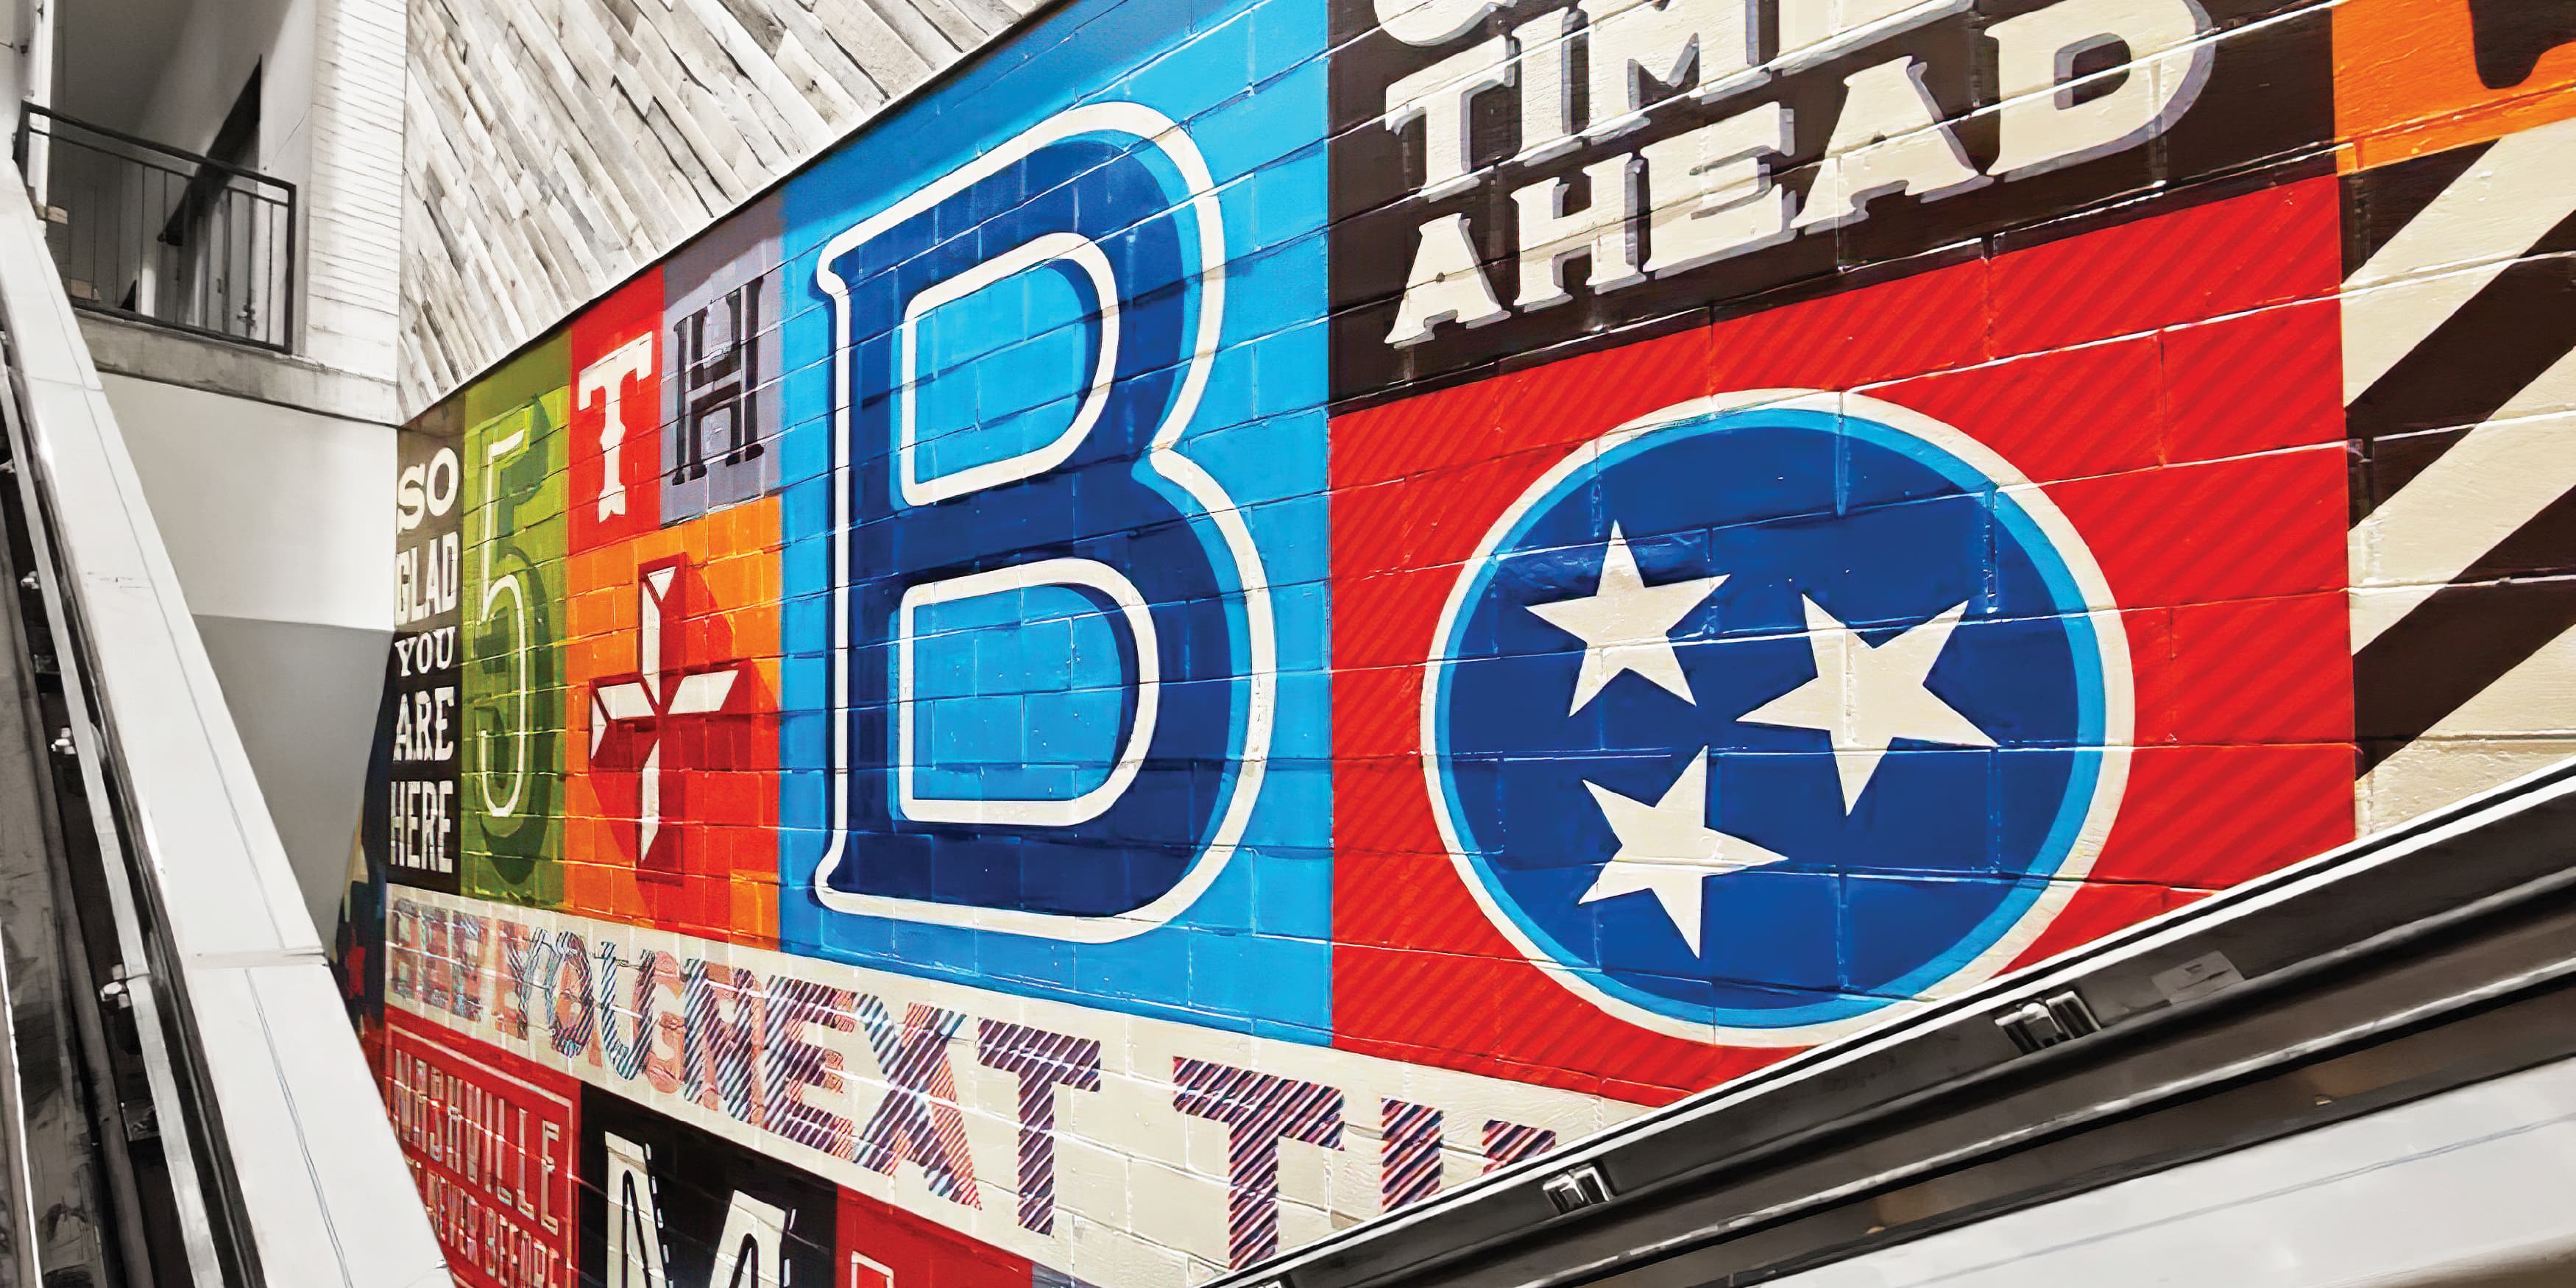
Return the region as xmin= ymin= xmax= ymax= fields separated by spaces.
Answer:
xmin=1425 ymin=391 xmax=2134 ymax=1044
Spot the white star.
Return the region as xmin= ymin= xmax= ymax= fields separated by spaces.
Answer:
xmin=1579 ymin=750 xmax=1788 ymax=955
xmin=1739 ymin=596 xmax=1996 ymax=813
xmin=1526 ymin=525 xmax=1726 ymax=715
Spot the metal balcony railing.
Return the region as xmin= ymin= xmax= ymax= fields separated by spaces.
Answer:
xmin=13 ymin=105 xmax=296 ymax=353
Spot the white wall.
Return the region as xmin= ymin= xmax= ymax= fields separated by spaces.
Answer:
xmin=0 ymin=0 xmax=33 ymax=116
xmin=130 ymin=0 xmax=297 ymax=165
xmin=99 ymin=371 xmax=388 ymax=629
xmin=98 ymin=369 xmax=392 ymax=939
xmin=302 ymin=0 xmax=406 ymax=379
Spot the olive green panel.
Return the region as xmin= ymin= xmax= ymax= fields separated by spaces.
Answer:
xmin=458 ymin=338 xmax=570 ymax=908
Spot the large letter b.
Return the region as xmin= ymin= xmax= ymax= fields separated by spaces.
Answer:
xmin=810 ymin=105 xmax=1272 ymax=941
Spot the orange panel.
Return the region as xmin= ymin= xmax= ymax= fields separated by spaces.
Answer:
xmin=2338 ymin=0 xmax=2576 ymax=170
xmin=559 ymin=496 xmax=782 ymax=945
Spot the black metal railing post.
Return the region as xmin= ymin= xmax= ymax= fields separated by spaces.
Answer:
xmin=14 ymin=105 xmax=297 ymax=353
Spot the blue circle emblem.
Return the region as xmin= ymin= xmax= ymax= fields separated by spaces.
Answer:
xmin=1426 ymin=394 xmax=2129 ymax=1041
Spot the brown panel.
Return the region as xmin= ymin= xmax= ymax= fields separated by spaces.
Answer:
xmin=1328 ymin=0 xmax=2338 ymax=406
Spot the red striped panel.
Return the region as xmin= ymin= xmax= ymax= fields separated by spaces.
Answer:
xmin=1330 ymin=177 xmax=2353 ymax=1105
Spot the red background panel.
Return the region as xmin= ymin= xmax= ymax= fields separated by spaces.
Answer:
xmin=1987 ymin=181 xmax=2343 ymax=356
xmin=567 ymin=269 xmax=667 ymax=555
xmin=838 ymin=1186 xmax=1036 ymax=1288
xmin=383 ymin=1011 xmax=582 ymax=1288
xmin=1330 ymin=180 xmax=2356 ymax=1105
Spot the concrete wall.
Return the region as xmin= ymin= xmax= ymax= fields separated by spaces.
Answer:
xmin=99 ymin=369 xmax=392 ymax=941
xmin=350 ymin=0 xmax=2576 ymax=1282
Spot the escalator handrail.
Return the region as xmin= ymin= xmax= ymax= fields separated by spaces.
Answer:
xmin=0 ymin=159 xmax=448 ymax=1288
xmin=1219 ymin=739 xmax=2576 ymax=1288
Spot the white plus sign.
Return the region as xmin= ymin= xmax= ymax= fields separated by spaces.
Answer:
xmin=588 ymin=558 xmax=754 ymax=868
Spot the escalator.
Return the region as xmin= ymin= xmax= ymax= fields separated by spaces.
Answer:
xmin=9 ymin=88 xmax=2576 ymax=1287
xmin=0 ymin=162 xmax=444 ymax=1287
xmin=1222 ymin=735 xmax=2576 ymax=1286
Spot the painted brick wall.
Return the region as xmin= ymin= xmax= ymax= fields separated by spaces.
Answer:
xmin=348 ymin=0 xmax=2576 ymax=1282
xmin=307 ymin=0 xmax=410 ymax=381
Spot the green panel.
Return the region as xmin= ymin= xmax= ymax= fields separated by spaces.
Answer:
xmin=459 ymin=340 xmax=570 ymax=908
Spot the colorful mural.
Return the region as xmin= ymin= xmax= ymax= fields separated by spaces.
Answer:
xmin=344 ymin=0 xmax=2576 ymax=1281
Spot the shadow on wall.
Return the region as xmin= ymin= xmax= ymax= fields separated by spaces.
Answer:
xmin=194 ymin=612 xmax=387 ymax=939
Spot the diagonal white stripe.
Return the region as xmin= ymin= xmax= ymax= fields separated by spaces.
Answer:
xmin=2342 ymin=115 xmax=2576 ymax=405
xmin=2351 ymin=349 xmax=2576 ymax=651
xmin=2359 ymin=615 xmax=2576 ymax=832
